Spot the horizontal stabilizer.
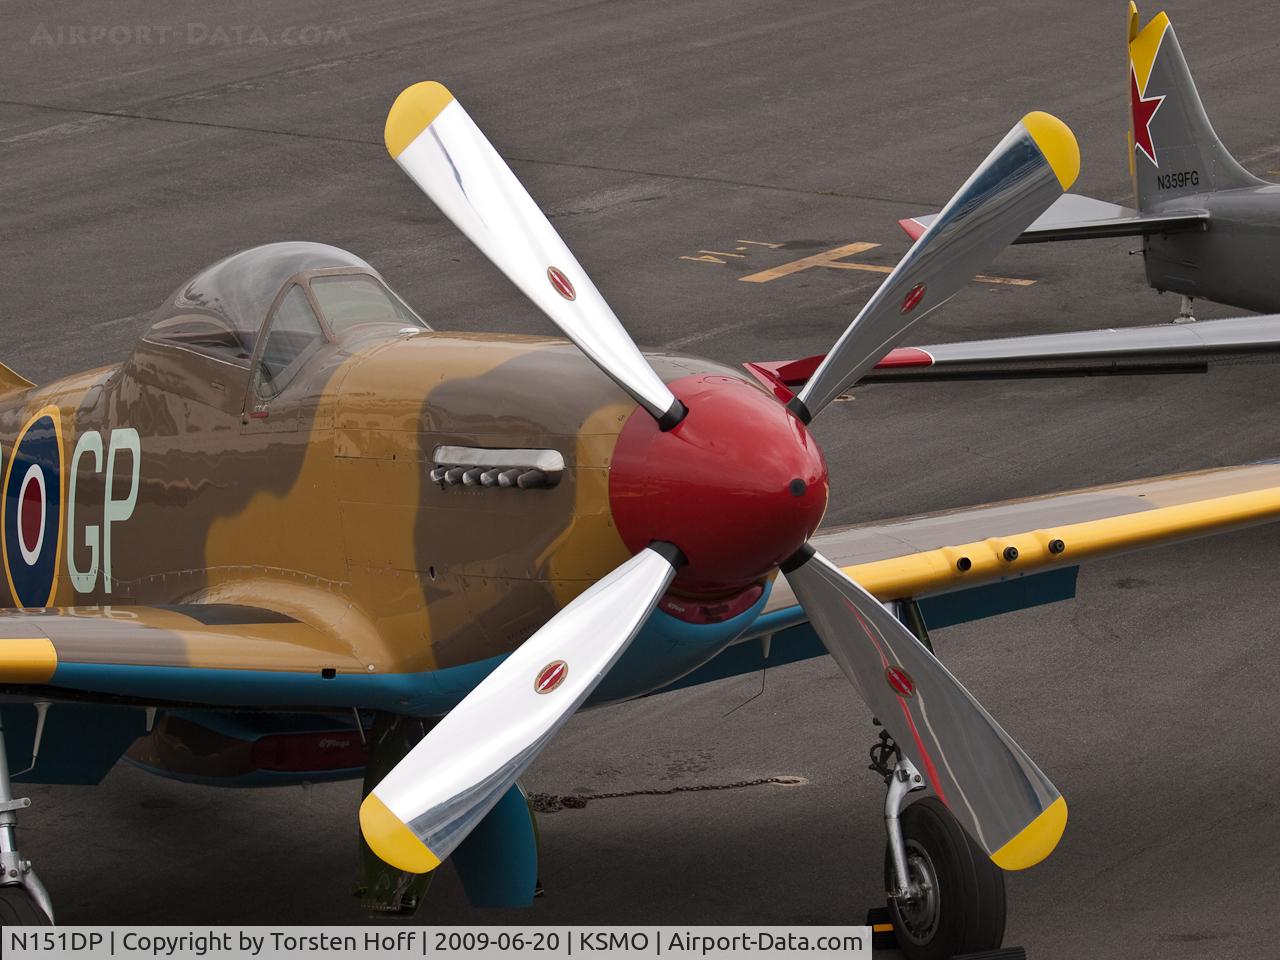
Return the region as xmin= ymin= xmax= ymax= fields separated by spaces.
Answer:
xmin=899 ymin=193 xmax=1208 ymax=244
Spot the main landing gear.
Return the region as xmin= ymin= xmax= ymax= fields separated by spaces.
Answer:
xmin=870 ymin=727 xmax=1008 ymax=960
xmin=0 ymin=715 xmax=53 ymax=925
xmin=869 ymin=729 xmax=1006 ymax=960
xmin=865 ymin=601 xmax=1008 ymax=959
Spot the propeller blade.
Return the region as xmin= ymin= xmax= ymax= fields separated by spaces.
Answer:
xmin=782 ymin=545 xmax=1067 ymax=870
xmin=360 ymin=543 xmax=682 ymax=873
xmin=385 ymin=82 xmax=685 ymax=429
xmin=792 ymin=112 xmax=1080 ymax=422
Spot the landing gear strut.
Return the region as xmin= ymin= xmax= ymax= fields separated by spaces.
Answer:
xmin=0 ymin=716 xmax=53 ymax=925
xmin=870 ymin=728 xmax=1006 ymax=960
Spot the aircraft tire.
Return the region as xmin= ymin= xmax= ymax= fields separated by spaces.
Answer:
xmin=883 ymin=797 xmax=1005 ymax=960
xmin=0 ymin=885 xmax=51 ymax=925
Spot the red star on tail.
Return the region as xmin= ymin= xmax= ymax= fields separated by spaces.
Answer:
xmin=1131 ymin=66 xmax=1164 ymax=166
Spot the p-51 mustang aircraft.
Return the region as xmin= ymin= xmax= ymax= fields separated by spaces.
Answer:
xmin=903 ymin=4 xmax=1280 ymax=323
xmin=5 ymin=81 xmax=1280 ymax=960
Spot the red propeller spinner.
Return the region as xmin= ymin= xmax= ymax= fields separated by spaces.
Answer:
xmin=608 ymin=374 xmax=830 ymax=595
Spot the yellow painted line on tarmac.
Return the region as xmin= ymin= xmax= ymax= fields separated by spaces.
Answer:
xmin=739 ymin=242 xmax=878 ymax=282
xmin=974 ymin=273 xmax=1035 ymax=286
xmin=680 ymin=250 xmax=748 ymax=264
xmin=738 ymin=241 xmax=1034 ymax=286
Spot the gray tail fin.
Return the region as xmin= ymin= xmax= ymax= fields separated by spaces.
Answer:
xmin=1128 ymin=4 xmax=1260 ymax=211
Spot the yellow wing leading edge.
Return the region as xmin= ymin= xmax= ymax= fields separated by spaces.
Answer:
xmin=0 ymin=637 xmax=56 ymax=683
xmin=839 ymin=482 xmax=1280 ymax=604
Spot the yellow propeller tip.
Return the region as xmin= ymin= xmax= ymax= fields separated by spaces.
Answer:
xmin=1021 ymin=112 xmax=1080 ymax=191
xmin=385 ymin=81 xmax=455 ymax=159
xmin=359 ymin=794 xmax=442 ymax=874
xmin=990 ymin=795 xmax=1068 ymax=871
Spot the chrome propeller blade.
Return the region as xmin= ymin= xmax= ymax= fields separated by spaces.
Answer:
xmin=385 ymin=82 xmax=684 ymax=429
xmin=361 ymin=543 xmax=682 ymax=873
xmin=792 ymin=112 xmax=1080 ymax=422
xmin=782 ymin=545 xmax=1067 ymax=869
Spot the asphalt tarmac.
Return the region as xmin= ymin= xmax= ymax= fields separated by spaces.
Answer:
xmin=3 ymin=1 xmax=1279 ymax=955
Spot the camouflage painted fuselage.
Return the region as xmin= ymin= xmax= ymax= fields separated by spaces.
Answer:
xmin=0 ymin=327 xmax=768 ymax=687
xmin=0 ymin=243 xmax=832 ymax=793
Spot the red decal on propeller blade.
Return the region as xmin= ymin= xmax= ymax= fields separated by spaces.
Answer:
xmin=900 ymin=283 xmax=926 ymax=315
xmin=885 ymin=665 xmax=915 ymax=698
xmin=547 ymin=266 xmax=576 ymax=301
xmin=535 ymin=659 xmax=569 ymax=694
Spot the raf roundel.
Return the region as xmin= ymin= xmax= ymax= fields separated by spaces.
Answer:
xmin=16 ymin=464 xmax=47 ymax=566
xmin=3 ymin=408 xmax=64 ymax=608
xmin=534 ymin=659 xmax=568 ymax=695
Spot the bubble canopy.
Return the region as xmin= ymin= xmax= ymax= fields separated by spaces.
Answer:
xmin=143 ymin=242 xmax=427 ymax=366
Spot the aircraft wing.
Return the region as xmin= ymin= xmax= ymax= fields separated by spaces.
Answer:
xmin=748 ymin=314 xmax=1280 ymax=387
xmin=862 ymin=314 xmax=1280 ymax=380
xmin=656 ymin=459 xmax=1280 ymax=692
xmin=900 ymin=192 xmax=1208 ymax=243
xmin=0 ymin=604 xmax=377 ymax=707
